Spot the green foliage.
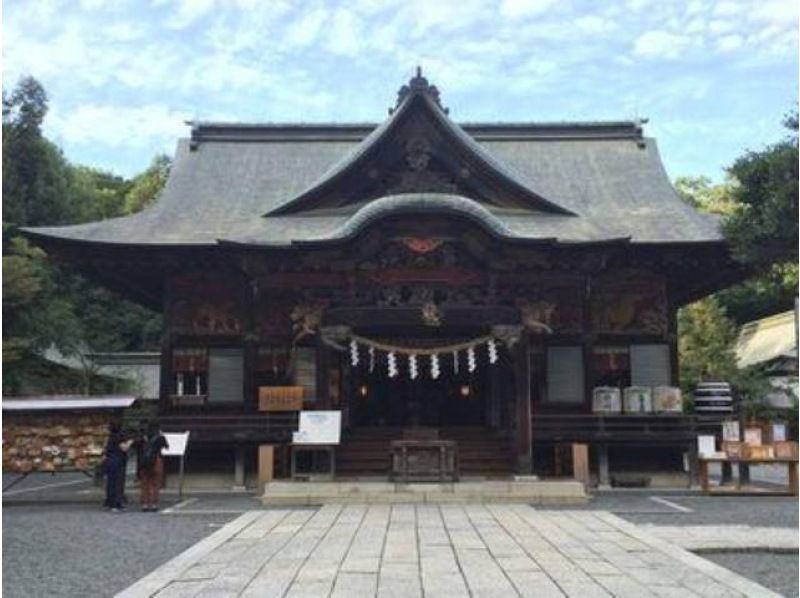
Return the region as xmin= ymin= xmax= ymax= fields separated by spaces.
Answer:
xmin=674 ymin=113 xmax=799 ymax=325
xmin=673 ymin=175 xmax=737 ymax=215
xmin=124 ymin=154 xmax=171 ymax=214
xmin=2 ymin=76 xmax=165 ymax=396
xmin=678 ymin=297 xmax=740 ymax=399
xmin=676 ymin=112 xmax=798 ymax=413
xmin=723 ymin=111 xmax=799 ymax=268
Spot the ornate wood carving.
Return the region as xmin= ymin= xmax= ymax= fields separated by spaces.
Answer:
xmin=592 ymin=276 xmax=667 ymax=335
xmin=170 ymin=273 xmax=245 ymax=336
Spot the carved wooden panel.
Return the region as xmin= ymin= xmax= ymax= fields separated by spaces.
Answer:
xmin=170 ymin=273 xmax=245 ymax=336
xmin=591 ymin=277 xmax=667 ymax=335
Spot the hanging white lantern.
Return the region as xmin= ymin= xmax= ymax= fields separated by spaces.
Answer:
xmin=409 ymin=354 xmax=418 ymax=379
xmin=350 ymin=339 xmax=359 ymax=367
xmin=388 ymin=351 xmax=398 ymax=378
xmin=368 ymin=346 xmax=376 ymax=373
xmin=453 ymin=350 xmax=459 ymax=374
xmin=431 ymin=354 xmax=440 ymax=379
xmin=488 ymin=339 xmax=498 ymax=364
xmin=467 ymin=346 xmax=477 ymax=373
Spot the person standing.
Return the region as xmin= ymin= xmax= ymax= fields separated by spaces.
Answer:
xmin=136 ymin=422 xmax=169 ymax=512
xmin=103 ymin=422 xmax=133 ymax=512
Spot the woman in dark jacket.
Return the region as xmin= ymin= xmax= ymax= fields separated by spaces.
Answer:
xmin=136 ymin=422 xmax=169 ymax=512
xmin=103 ymin=422 xmax=133 ymax=512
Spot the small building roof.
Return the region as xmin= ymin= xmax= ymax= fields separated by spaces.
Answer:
xmin=735 ymin=311 xmax=798 ymax=368
xmin=2 ymin=395 xmax=137 ymax=412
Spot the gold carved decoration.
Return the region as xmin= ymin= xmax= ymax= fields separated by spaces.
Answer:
xmin=290 ymin=300 xmax=326 ymax=345
xmin=516 ymin=299 xmax=555 ymax=334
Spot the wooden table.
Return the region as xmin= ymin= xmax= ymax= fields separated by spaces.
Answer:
xmin=390 ymin=440 xmax=459 ymax=483
xmin=698 ymin=456 xmax=798 ymax=496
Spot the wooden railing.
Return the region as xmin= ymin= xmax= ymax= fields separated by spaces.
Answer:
xmin=532 ymin=413 xmax=725 ymax=445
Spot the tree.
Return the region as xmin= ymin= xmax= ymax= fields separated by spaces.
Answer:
xmin=2 ymin=77 xmax=165 ymax=395
xmin=674 ymin=115 xmax=799 ymax=324
xmin=124 ymin=154 xmax=171 ymax=214
xmin=2 ymin=77 xmax=77 ymax=226
xmin=673 ymin=175 xmax=737 ymax=215
xmin=723 ymin=111 xmax=798 ymax=268
xmin=678 ymin=297 xmax=739 ymax=400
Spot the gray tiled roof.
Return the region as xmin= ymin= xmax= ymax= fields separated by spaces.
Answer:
xmin=24 ymin=120 xmax=723 ymax=247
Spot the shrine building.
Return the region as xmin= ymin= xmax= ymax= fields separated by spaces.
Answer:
xmin=24 ymin=70 xmax=741 ymax=486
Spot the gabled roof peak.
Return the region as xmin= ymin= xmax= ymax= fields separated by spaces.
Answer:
xmin=393 ymin=66 xmax=448 ymax=115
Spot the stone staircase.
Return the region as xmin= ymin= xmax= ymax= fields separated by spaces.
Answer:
xmin=335 ymin=426 xmax=515 ymax=479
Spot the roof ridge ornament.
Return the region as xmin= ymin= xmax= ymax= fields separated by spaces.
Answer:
xmin=393 ymin=66 xmax=449 ymax=115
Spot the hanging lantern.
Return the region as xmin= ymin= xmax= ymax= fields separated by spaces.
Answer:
xmin=431 ymin=354 xmax=440 ymax=379
xmin=388 ymin=351 xmax=398 ymax=378
xmin=409 ymin=354 xmax=418 ymax=379
xmin=467 ymin=346 xmax=477 ymax=373
xmin=488 ymin=339 xmax=498 ymax=364
xmin=368 ymin=346 xmax=376 ymax=373
xmin=350 ymin=339 xmax=360 ymax=367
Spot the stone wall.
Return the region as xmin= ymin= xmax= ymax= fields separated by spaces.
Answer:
xmin=2 ymin=413 xmax=111 ymax=472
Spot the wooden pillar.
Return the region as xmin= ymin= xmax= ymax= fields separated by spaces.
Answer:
xmin=158 ymin=333 xmax=173 ymax=414
xmin=243 ymin=339 xmax=258 ymax=412
xmin=234 ymin=445 xmax=246 ymax=489
xmin=597 ymin=444 xmax=610 ymax=487
xmin=258 ymin=445 xmax=275 ymax=491
xmin=514 ymin=332 xmax=533 ymax=475
xmin=243 ymin=276 xmax=259 ymax=412
xmin=316 ymin=336 xmax=330 ymax=409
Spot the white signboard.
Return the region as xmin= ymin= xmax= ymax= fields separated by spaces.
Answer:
xmin=722 ymin=421 xmax=740 ymax=442
xmin=162 ymin=432 xmax=191 ymax=457
xmin=773 ymin=424 xmax=787 ymax=443
xmin=293 ymin=411 xmax=341 ymax=445
xmin=697 ymin=435 xmax=716 ymax=458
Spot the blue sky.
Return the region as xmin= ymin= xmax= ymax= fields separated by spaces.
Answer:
xmin=3 ymin=0 xmax=797 ymax=181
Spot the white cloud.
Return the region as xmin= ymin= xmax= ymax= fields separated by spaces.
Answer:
xmin=499 ymin=0 xmax=559 ymax=18
xmin=324 ymin=9 xmax=364 ymax=56
xmin=716 ymin=33 xmax=743 ymax=52
xmin=47 ymin=103 xmax=191 ymax=149
xmin=284 ymin=7 xmax=329 ymax=47
xmin=167 ymin=0 xmax=216 ymax=29
xmin=574 ymin=15 xmax=617 ymax=34
xmin=634 ymin=30 xmax=693 ymax=59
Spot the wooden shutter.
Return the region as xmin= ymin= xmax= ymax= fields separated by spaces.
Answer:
xmin=630 ymin=344 xmax=671 ymax=387
xmin=547 ymin=346 xmax=584 ymax=404
xmin=208 ymin=348 xmax=244 ymax=404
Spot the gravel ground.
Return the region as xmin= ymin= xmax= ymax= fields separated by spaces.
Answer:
xmin=2 ymin=503 xmax=235 ymax=598
xmin=702 ymin=552 xmax=799 ymax=598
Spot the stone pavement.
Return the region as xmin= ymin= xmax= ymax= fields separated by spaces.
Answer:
xmin=118 ymin=504 xmax=781 ymax=598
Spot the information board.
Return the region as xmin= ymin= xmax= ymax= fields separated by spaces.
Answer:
xmin=162 ymin=432 xmax=190 ymax=457
xmin=292 ymin=411 xmax=341 ymax=445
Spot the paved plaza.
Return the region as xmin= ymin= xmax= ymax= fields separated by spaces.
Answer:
xmin=119 ymin=504 xmax=780 ymax=598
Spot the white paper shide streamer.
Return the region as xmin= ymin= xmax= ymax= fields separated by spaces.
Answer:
xmin=368 ymin=346 xmax=376 ymax=372
xmin=453 ymin=350 xmax=459 ymax=374
xmin=487 ymin=340 xmax=498 ymax=364
xmin=467 ymin=347 xmax=476 ymax=373
xmin=409 ymin=354 xmax=418 ymax=379
xmin=350 ymin=339 xmax=359 ymax=367
xmin=430 ymin=354 xmax=440 ymax=379
xmin=387 ymin=351 xmax=398 ymax=378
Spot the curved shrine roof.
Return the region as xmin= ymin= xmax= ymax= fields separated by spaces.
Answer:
xmin=24 ymin=73 xmax=723 ymax=249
